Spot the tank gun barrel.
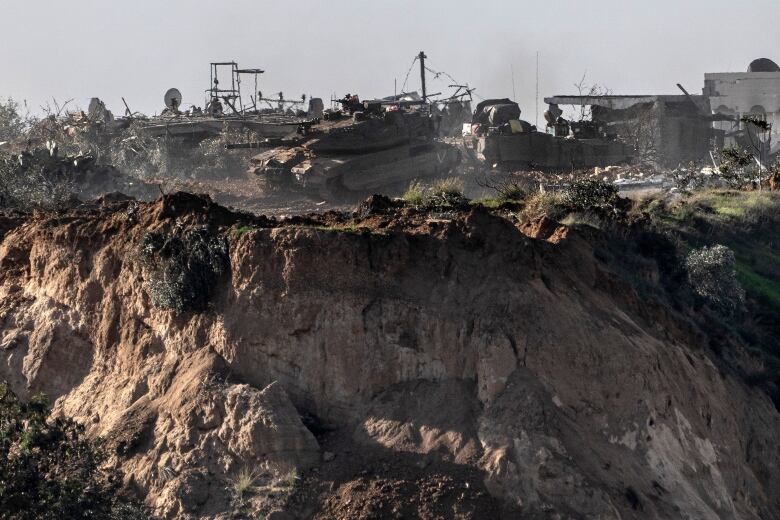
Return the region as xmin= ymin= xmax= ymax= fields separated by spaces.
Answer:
xmin=225 ymin=138 xmax=291 ymax=150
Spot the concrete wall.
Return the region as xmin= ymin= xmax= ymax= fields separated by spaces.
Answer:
xmin=704 ymin=72 xmax=780 ymax=148
xmin=656 ymin=101 xmax=714 ymax=168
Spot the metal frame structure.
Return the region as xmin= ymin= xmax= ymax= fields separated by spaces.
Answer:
xmin=205 ymin=62 xmax=265 ymax=114
xmin=258 ymin=92 xmax=307 ymax=112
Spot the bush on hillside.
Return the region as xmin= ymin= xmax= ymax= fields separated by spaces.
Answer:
xmin=401 ymin=178 xmax=466 ymax=208
xmin=562 ymin=179 xmax=619 ymax=212
xmin=0 ymin=382 xmax=151 ymax=519
xmin=521 ymin=191 xmax=567 ymax=221
xmin=685 ymin=244 xmax=745 ymax=314
xmin=139 ymin=227 xmax=230 ymax=313
xmin=0 ymin=150 xmax=76 ymax=210
xmin=0 ymin=98 xmax=34 ymax=142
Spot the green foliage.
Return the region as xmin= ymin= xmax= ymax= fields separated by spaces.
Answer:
xmin=740 ymin=115 xmax=772 ymax=132
xmin=0 ymin=98 xmax=32 ymax=142
xmin=227 ymin=464 xmax=297 ymax=517
xmin=429 ymin=177 xmax=465 ymax=199
xmin=0 ymin=382 xmax=151 ymax=519
xmin=669 ymin=162 xmax=707 ymax=191
xmin=0 ymin=151 xmax=77 ymax=210
xmin=562 ymin=179 xmax=618 ymax=212
xmin=402 ymin=178 xmax=466 ymax=208
xmin=231 ymin=468 xmax=257 ymax=504
xmin=471 ymin=197 xmax=502 ymax=209
xmin=521 ymin=191 xmax=567 ymax=221
xmin=717 ymin=146 xmax=756 ymax=189
xmin=685 ymin=245 xmax=745 ymax=315
xmin=735 ymin=261 xmax=780 ymax=311
xmin=721 ymin=146 xmax=754 ymax=167
xmin=139 ymin=227 xmax=230 ymax=312
xmin=401 ymin=181 xmax=425 ymax=206
xmin=234 ymin=225 xmax=256 ymax=236
xmin=108 ymin=123 xmax=261 ymax=181
xmin=687 ymin=190 xmax=780 ymax=230
xmin=495 ymin=181 xmax=527 ymax=202
xmin=635 ymin=190 xmax=780 ymax=407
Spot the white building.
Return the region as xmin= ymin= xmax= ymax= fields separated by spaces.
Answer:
xmin=704 ymin=58 xmax=780 ymax=153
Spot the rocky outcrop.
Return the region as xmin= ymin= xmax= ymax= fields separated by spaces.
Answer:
xmin=0 ymin=194 xmax=778 ymax=518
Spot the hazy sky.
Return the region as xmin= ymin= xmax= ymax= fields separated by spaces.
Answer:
xmin=2 ymin=0 xmax=779 ymax=123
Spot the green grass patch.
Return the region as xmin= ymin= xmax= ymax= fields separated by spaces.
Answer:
xmin=666 ymin=201 xmax=696 ymax=223
xmin=290 ymin=223 xmax=378 ymax=235
xmin=234 ymin=225 xmax=256 ymax=236
xmin=691 ymin=190 xmax=780 ymax=224
xmin=735 ymin=261 xmax=780 ymax=311
xmin=521 ymin=191 xmax=567 ymax=221
xmin=401 ymin=178 xmax=466 ymax=208
xmin=471 ymin=198 xmax=502 ymax=209
xmin=401 ymin=181 xmax=426 ymax=206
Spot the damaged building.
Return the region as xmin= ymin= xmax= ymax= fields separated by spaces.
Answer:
xmin=543 ymin=58 xmax=780 ymax=169
xmin=543 ymin=94 xmax=715 ymax=168
xmin=705 ymin=58 xmax=780 ymax=155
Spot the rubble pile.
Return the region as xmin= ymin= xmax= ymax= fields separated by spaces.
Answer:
xmin=0 ymin=145 xmax=158 ymax=210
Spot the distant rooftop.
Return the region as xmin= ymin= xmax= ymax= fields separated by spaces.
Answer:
xmin=706 ymin=58 xmax=780 ymax=77
xmin=748 ymin=58 xmax=780 ymax=73
xmin=544 ymin=94 xmax=701 ymax=110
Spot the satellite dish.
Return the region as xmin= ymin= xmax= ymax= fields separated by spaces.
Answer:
xmin=164 ymin=88 xmax=183 ymax=110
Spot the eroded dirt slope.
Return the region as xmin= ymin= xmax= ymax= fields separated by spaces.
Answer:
xmin=0 ymin=193 xmax=778 ymax=519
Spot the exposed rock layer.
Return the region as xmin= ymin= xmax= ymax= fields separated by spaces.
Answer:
xmin=0 ymin=194 xmax=778 ymax=519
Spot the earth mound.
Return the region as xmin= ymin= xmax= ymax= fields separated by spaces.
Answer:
xmin=0 ymin=193 xmax=778 ymax=518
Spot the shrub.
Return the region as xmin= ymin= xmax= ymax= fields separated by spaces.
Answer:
xmin=429 ymin=177 xmax=464 ymax=198
xmin=0 ymin=151 xmax=76 ymax=210
xmin=401 ymin=180 xmax=425 ymax=206
xmin=0 ymin=382 xmax=151 ymax=519
xmin=0 ymin=98 xmax=33 ymax=142
xmin=717 ymin=146 xmax=755 ymax=189
xmin=495 ymin=180 xmax=528 ymax=202
xmin=685 ymin=244 xmax=745 ymax=314
xmin=139 ymin=227 xmax=230 ymax=312
xmin=231 ymin=467 xmax=257 ymax=504
xmin=521 ymin=191 xmax=567 ymax=221
xmin=474 ymin=172 xmax=537 ymax=205
xmin=401 ymin=178 xmax=466 ymax=208
xmin=562 ymin=179 xmax=618 ymax=212
xmin=670 ymin=162 xmax=707 ymax=191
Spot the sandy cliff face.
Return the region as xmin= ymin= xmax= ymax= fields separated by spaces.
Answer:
xmin=0 ymin=194 xmax=778 ymax=519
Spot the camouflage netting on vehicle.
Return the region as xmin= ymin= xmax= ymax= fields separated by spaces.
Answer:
xmin=108 ymin=121 xmax=261 ymax=181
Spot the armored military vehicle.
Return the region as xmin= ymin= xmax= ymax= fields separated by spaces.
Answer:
xmin=463 ymin=99 xmax=633 ymax=170
xmin=246 ymin=100 xmax=460 ymax=201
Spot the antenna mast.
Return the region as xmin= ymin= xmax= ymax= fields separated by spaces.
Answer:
xmin=535 ymin=51 xmax=540 ymax=128
xmin=419 ymin=51 xmax=428 ymax=102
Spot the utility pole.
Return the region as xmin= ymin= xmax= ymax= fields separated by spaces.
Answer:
xmin=419 ymin=51 xmax=427 ymax=102
xmin=535 ymin=51 xmax=540 ymax=128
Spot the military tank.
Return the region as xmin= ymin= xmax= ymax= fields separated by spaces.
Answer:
xmin=462 ymin=99 xmax=633 ymax=170
xmin=245 ymin=100 xmax=460 ymax=201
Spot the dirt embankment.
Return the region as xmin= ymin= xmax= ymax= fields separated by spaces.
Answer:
xmin=0 ymin=193 xmax=778 ymax=519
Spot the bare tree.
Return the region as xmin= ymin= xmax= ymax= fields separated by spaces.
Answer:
xmin=571 ymin=72 xmax=611 ymax=122
xmin=0 ymin=97 xmax=36 ymax=142
xmin=740 ymin=115 xmax=772 ymax=189
xmin=613 ymin=105 xmax=659 ymax=166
